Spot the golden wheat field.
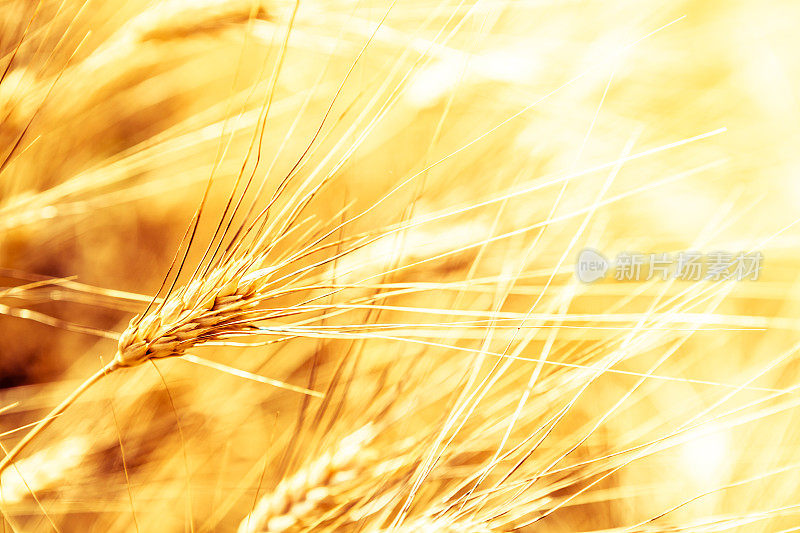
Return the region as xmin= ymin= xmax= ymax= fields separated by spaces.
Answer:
xmin=1 ymin=0 xmax=799 ymax=531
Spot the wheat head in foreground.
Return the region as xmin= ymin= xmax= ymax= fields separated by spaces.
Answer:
xmin=0 ymin=245 xmax=324 ymax=474
xmin=115 ymin=259 xmax=274 ymax=368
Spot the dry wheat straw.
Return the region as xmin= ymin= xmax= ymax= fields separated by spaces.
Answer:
xmin=238 ymin=424 xmax=376 ymax=533
xmin=386 ymin=518 xmax=498 ymax=533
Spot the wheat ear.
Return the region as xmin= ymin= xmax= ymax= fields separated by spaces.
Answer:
xmin=113 ymin=257 xmax=265 ymax=367
xmin=0 ymin=254 xmax=302 ymax=476
xmin=238 ymin=424 xmax=376 ymax=533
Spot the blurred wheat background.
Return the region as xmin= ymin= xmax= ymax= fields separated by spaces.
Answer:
xmin=1 ymin=0 xmax=799 ymax=531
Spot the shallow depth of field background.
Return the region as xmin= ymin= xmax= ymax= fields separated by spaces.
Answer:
xmin=1 ymin=0 xmax=800 ymax=531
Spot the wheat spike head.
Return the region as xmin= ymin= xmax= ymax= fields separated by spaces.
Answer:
xmin=238 ymin=424 xmax=376 ymax=533
xmin=114 ymin=256 xmax=271 ymax=367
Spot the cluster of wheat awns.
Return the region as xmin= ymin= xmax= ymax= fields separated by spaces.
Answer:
xmin=2 ymin=0 xmax=800 ymax=531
